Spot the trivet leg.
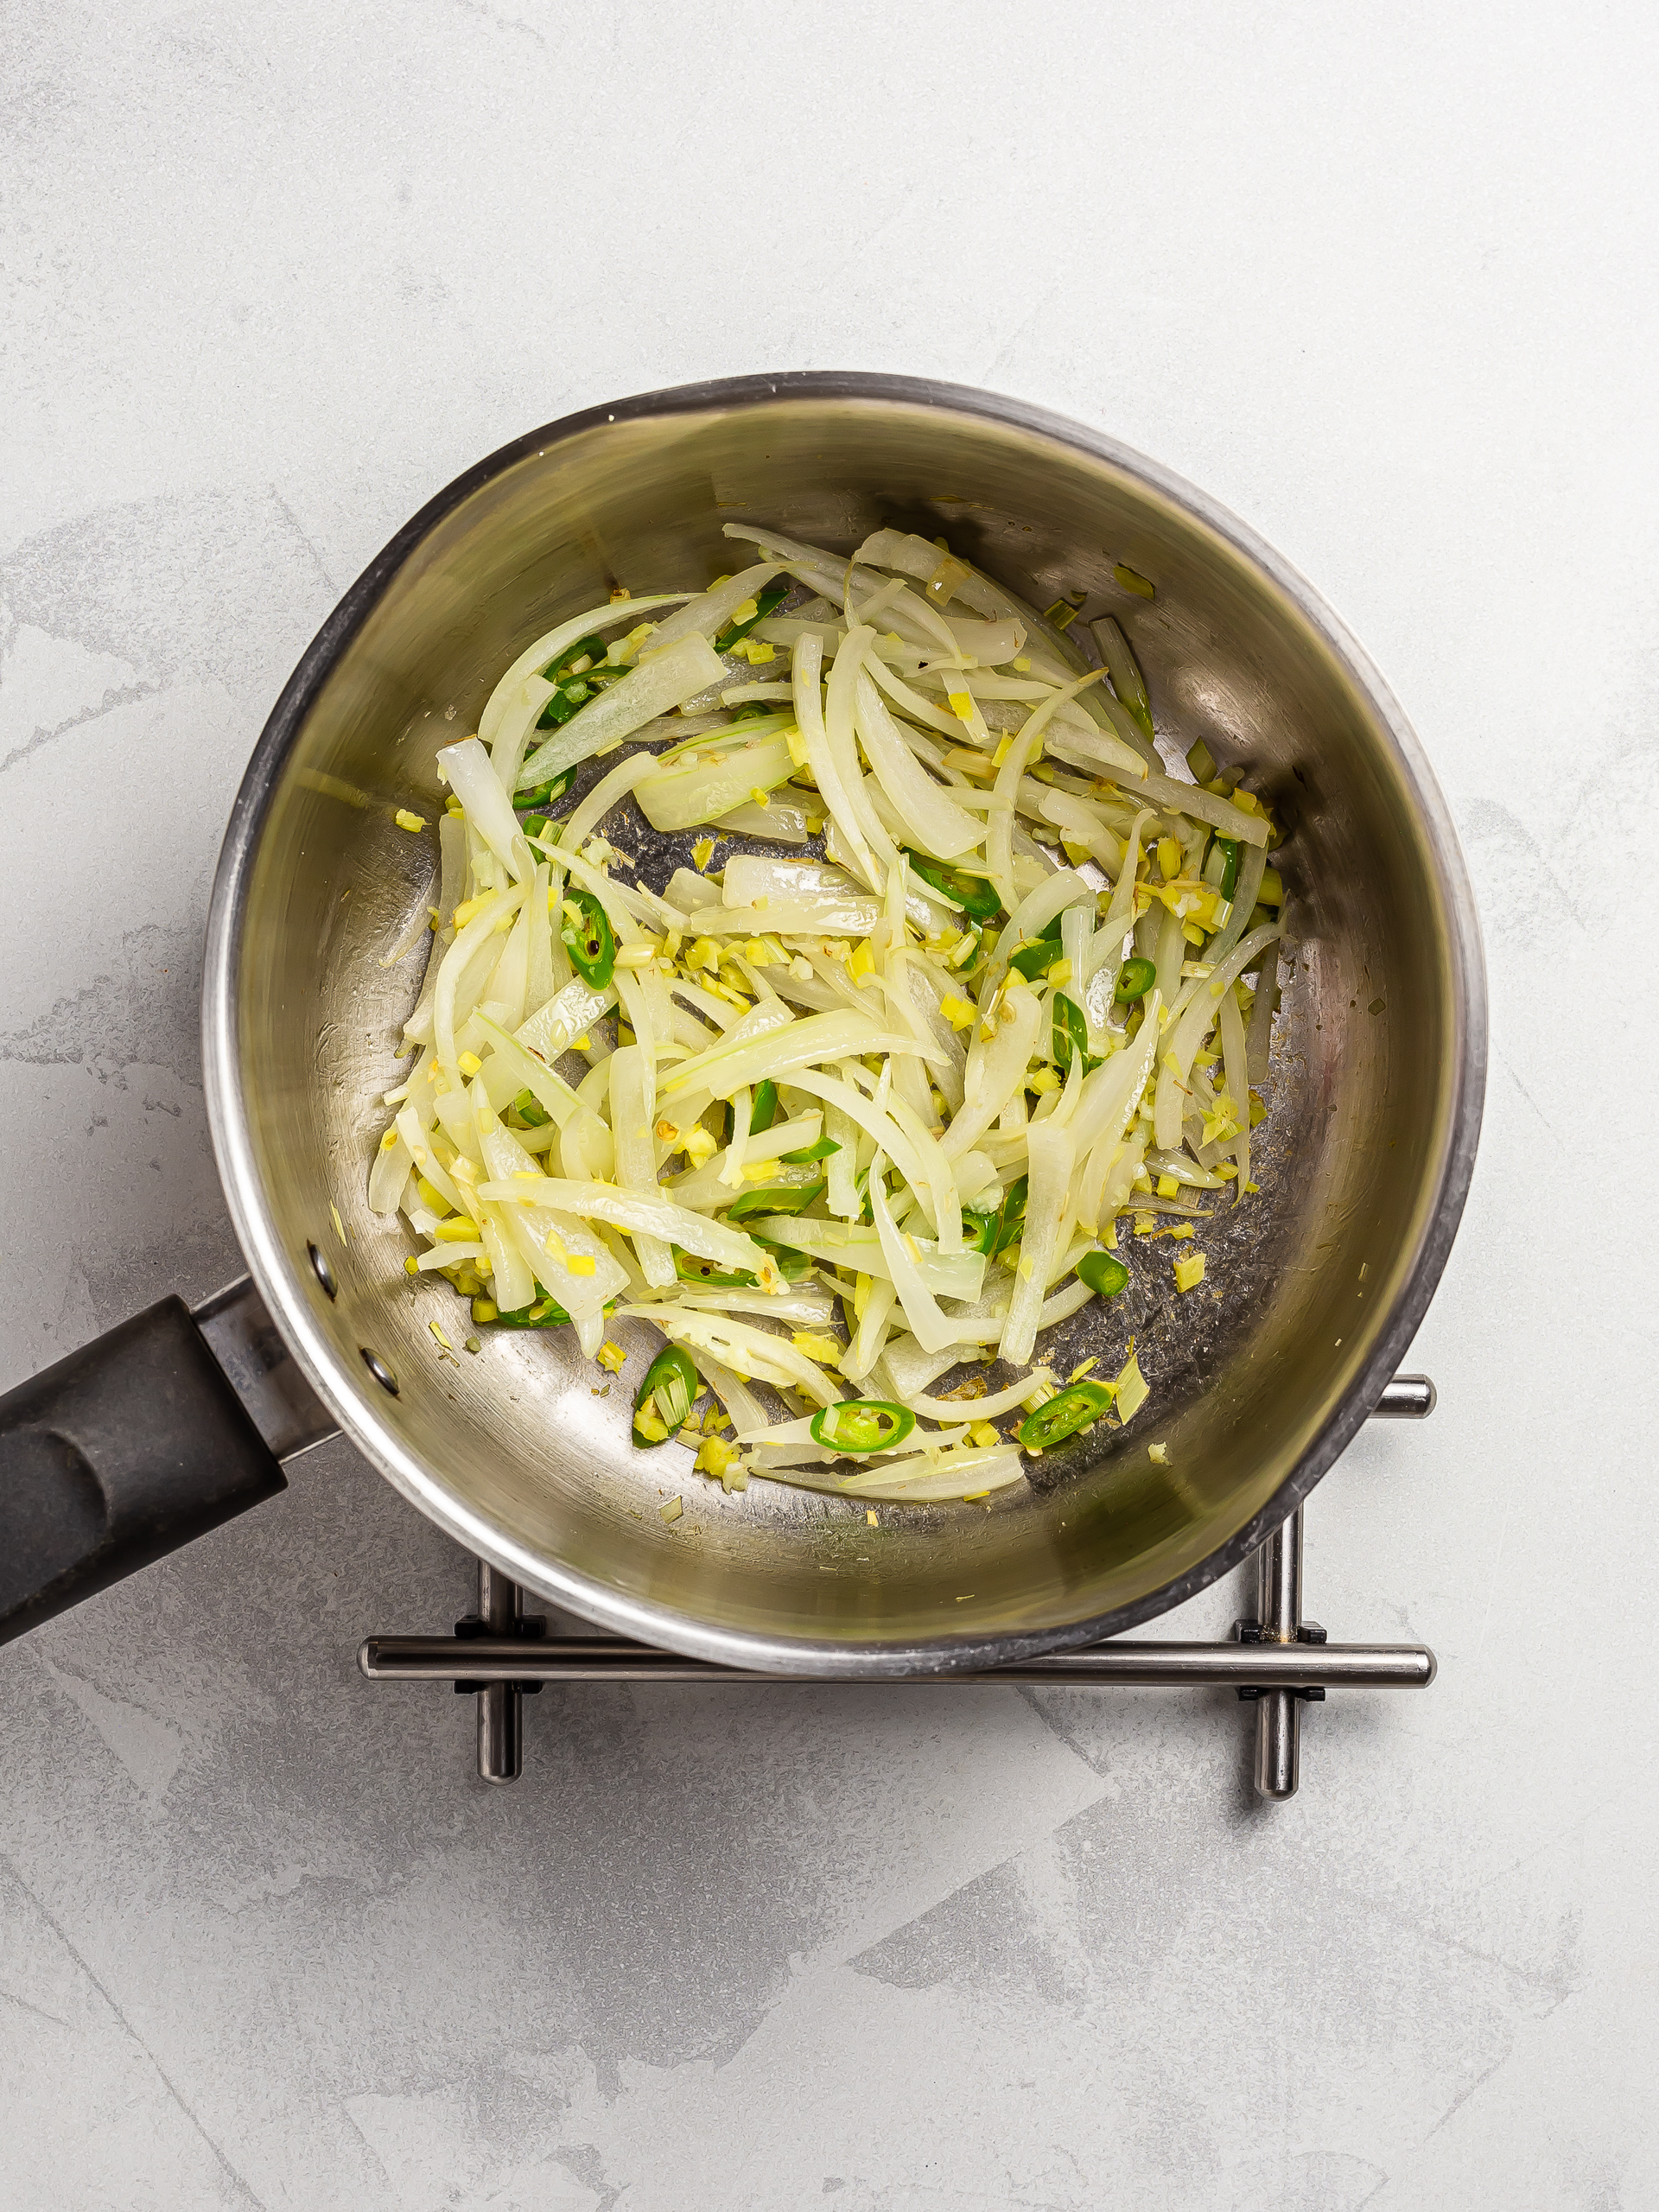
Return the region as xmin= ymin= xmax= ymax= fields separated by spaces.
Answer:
xmin=1254 ymin=1507 xmax=1303 ymax=1800
xmin=476 ymin=1562 xmax=522 ymax=1785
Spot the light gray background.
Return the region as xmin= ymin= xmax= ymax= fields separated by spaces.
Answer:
xmin=3 ymin=3 xmax=1656 ymax=2207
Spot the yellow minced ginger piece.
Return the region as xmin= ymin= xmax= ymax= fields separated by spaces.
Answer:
xmin=696 ymin=1434 xmax=740 ymax=1483
xmin=1114 ymin=1347 xmax=1148 ymax=1421
xmin=792 ymin=1332 xmax=843 ymax=1364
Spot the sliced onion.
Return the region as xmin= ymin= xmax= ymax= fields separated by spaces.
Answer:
xmin=1001 ymin=1118 xmax=1074 ymax=1367
xmin=648 ymin=563 xmax=783 ymax=650
xmin=517 ymin=633 xmax=728 ymax=793
xmin=852 ymin=672 xmax=984 ymax=860
xmin=625 ymin=1306 xmax=840 ymax=1405
xmin=476 ymin=1176 xmax=773 ymax=1280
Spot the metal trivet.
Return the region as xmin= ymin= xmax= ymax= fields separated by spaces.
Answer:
xmin=359 ymin=1375 xmax=1436 ymax=1801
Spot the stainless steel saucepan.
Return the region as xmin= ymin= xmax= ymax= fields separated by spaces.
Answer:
xmin=0 ymin=373 xmax=1484 ymax=1672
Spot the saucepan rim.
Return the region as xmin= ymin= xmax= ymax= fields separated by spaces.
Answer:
xmin=200 ymin=371 xmax=1486 ymax=1675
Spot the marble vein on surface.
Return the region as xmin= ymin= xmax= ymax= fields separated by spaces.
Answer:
xmin=3 ymin=1 xmax=1657 ymax=2206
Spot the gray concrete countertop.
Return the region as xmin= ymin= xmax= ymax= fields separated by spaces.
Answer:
xmin=3 ymin=5 xmax=1656 ymax=2206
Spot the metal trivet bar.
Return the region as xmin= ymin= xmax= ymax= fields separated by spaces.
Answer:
xmin=360 ymin=1375 xmax=1438 ymax=1800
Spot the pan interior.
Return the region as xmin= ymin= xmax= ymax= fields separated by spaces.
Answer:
xmin=223 ymin=386 xmax=1469 ymax=1666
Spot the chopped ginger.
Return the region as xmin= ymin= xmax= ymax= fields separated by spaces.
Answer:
xmin=1114 ymin=1347 xmax=1148 ymax=1422
xmin=791 ymin=1332 xmax=844 ymax=1363
xmin=695 ymin=1435 xmax=739 ymax=1483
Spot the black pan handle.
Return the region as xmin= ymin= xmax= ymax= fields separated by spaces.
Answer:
xmin=0 ymin=1280 xmax=336 ymax=1648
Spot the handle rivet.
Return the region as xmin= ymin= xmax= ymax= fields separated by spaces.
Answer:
xmin=359 ymin=1347 xmax=398 ymax=1395
xmin=307 ymin=1242 xmax=338 ymax=1300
